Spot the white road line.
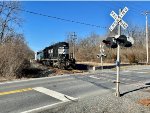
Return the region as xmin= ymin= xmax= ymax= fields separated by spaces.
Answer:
xmin=122 ymin=70 xmax=130 ymax=72
xmin=21 ymin=101 xmax=65 ymax=113
xmin=121 ymin=78 xmax=132 ymax=81
xmin=33 ymin=87 xmax=77 ymax=102
xmin=89 ymin=76 xmax=100 ymax=79
xmin=0 ymin=75 xmax=70 ymax=85
xmin=121 ymin=78 xmax=127 ymax=81
xmin=136 ymin=72 xmax=148 ymax=74
xmin=89 ymin=76 xmax=114 ymax=82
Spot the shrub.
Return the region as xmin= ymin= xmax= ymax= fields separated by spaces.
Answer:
xmin=127 ymin=53 xmax=138 ymax=64
xmin=0 ymin=36 xmax=34 ymax=79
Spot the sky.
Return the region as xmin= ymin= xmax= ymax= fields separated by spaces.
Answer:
xmin=18 ymin=1 xmax=150 ymax=52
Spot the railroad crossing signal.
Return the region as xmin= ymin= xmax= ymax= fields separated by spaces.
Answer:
xmin=97 ymin=43 xmax=106 ymax=74
xmin=108 ymin=7 xmax=129 ymax=97
xmin=100 ymin=44 xmax=105 ymax=54
xmin=109 ymin=7 xmax=129 ymax=31
xmin=102 ymin=37 xmax=117 ymax=48
xmin=103 ymin=35 xmax=134 ymax=48
xmin=100 ymin=43 xmax=104 ymax=49
xmin=97 ymin=43 xmax=106 ymax=58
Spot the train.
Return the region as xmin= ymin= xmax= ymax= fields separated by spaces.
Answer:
xmin=35 ymin=42 xmax=76 ymax=69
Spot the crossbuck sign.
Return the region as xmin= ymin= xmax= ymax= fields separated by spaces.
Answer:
xmin=109 ymin=7 xmax=129 ymax=31
xmin=100 ymin=44 xmax=106 ymax=57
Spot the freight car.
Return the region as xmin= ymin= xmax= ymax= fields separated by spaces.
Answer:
xmin=35 ymin=42 xmax=76 ymax=69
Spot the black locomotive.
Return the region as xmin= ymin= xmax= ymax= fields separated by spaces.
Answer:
xmin=35 ymin=42 xmax=75 ymax=69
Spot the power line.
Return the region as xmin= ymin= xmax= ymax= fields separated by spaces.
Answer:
xmin=20 ymin=9 xmax=107 ymax=28
xmin=0 ymin=4 xmax=107 ymax=29
xmin=1 ymin=2 xmax=149 ymax=30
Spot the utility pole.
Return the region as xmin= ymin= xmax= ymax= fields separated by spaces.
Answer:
xmin=71 ymin=32 xmax=77 ymax=59
xmin=143 ymin=11 xmax=150 ymax=64
xmin=146 ymin=12 xmax=149 ymax=64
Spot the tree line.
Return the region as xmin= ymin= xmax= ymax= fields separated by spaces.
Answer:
xmin=67 ymin=26 xmax=150 ymax=64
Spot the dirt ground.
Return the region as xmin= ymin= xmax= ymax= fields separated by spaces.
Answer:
xmin=139 ymin=99 xmax=150 ymax=107
xmin=138 ymin=89 xmax=150 ymax=107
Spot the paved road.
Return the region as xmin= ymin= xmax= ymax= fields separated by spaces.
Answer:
xmin=0 ymin=66 xmax=150 ymax=113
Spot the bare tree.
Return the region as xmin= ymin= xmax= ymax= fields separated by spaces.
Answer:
xmin=125 ymin=26 xmax=145 ymax=46
xmin=75 ymin=33 xmax=101 ymax=62
xmin=0 ymin=1 xmax=22 ymax=43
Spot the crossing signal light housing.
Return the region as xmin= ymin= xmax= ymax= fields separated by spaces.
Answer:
xmin=102 ymin=37 xmax=117 ymax=48
xmin=103 ymin=35 xmax=134 ymax=48
xmin=115 ymin=35 xmax=134 ymax=47
xmin=97 ymin=53 xmax=106 ymax=58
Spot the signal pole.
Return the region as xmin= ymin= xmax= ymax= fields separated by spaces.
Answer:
xmin=100 ymin=43 xmax=104 ymax=73
xmin=116 ymin=9 xmax=121 ymax=97
xmin=109 ymin=7 xmax=129 ymax=97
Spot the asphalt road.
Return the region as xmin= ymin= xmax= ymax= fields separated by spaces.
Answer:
xmin=0 ymin=65 xmax=150 ymax=113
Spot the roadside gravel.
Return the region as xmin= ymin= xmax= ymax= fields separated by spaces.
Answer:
xmin=42 ymin=86 xmax=150 ymax=113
